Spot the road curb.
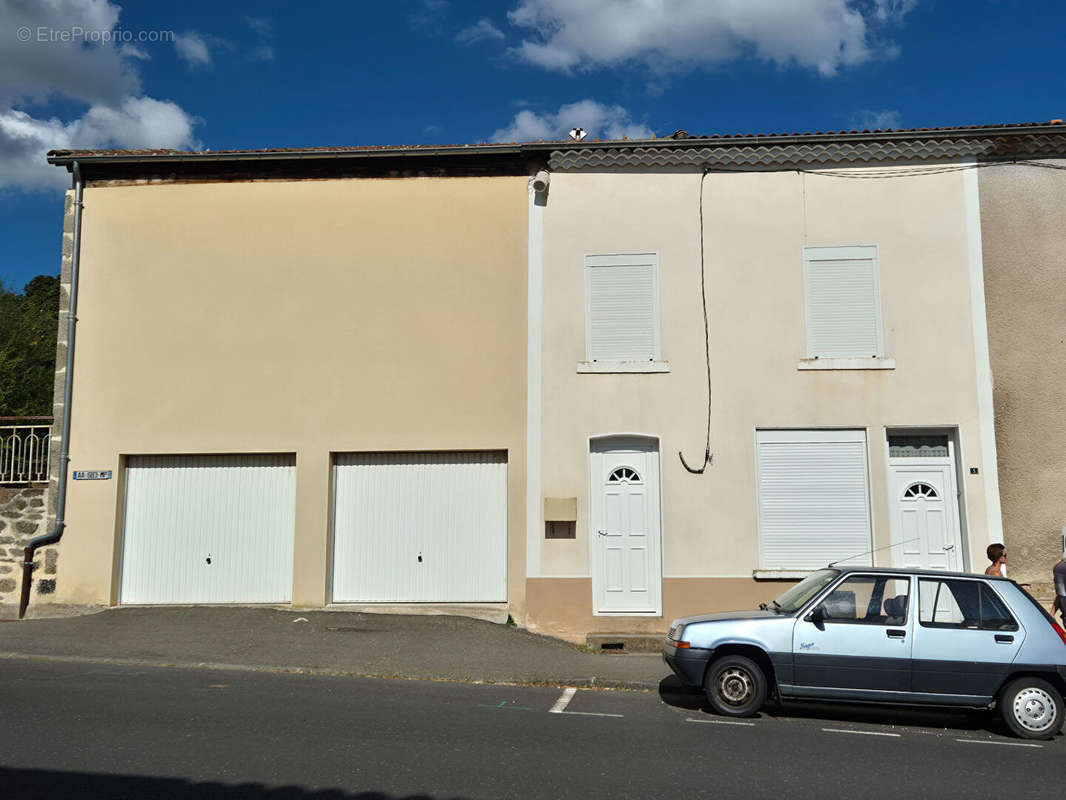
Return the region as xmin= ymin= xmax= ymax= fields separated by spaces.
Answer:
xmin=0 ymin=651 xmax=659 ymax=692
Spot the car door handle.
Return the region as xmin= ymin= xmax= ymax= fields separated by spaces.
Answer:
xmin=886 ymin=629 xmax=906 ymax=639
xmin=995 ymin=634 xmax=1014 ymax=644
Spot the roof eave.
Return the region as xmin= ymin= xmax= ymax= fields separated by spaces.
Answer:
xmin=45 ymin=142 xmax=536 ymax=168
xmin=45 ymin=124 xmax=1066 ymax=170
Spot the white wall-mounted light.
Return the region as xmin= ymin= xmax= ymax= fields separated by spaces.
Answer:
xmin=532 ymin=170 xmax=550 ymax=193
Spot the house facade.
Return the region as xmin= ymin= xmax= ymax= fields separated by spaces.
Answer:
xmin=14 ymin=123 xmax=1066 ymax=642
xmin=30 ymin=149 xmax=532 ymax=617
xmin=524 ymin=146 xmax=1001 ymax=640
xmin=979 ymin=154 xmax=1066 ymax=594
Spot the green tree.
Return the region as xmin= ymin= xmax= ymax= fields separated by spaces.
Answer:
xmin=0 ymin=275 xmax=60 ymax=416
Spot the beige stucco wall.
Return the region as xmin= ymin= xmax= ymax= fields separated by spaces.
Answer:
xmin=979 ymin=159 xmax=1066 ymax=587
xmin=49 ymin=176 xmax=528 ymax=613
xmin=532 ymin=165 xmax=993 ymax=632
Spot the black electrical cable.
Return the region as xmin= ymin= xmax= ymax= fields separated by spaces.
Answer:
xmin=679 ymin=168 xmax=713 ymax=474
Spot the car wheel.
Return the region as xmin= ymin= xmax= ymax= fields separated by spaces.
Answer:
xmin=999 ymin=677 xmax=1065 ymax=740
xmin=704 ymin=654 xmax=768 ymax=717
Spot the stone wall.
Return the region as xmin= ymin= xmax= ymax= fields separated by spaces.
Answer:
xmin=0 ymin=486 xmax=56 ymax=605
xmin=0 ymin=190 xmax=71 ymax=615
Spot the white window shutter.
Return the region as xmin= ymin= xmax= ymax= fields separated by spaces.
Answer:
xmin=585 ymin=253 xmax=659 ymax=361
xmin=756 ymin=430 xmax=873 ymax=570
xmin=803 ymin=246 xmax=883 ymax=358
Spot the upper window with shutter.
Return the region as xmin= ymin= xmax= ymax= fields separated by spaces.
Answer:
xmin=803 ymin=246 xmax=884 ymax=359
xmin=584 ymin=253 xmax=660 ymax=362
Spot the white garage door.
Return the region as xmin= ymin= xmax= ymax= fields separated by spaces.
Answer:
xmin=331 ymin=451 xmax=507 ymax=603
xmin=120 ymin=454 xmax=296 ymax=604
xmin=756 ymin=430 xmax=872 ymax=570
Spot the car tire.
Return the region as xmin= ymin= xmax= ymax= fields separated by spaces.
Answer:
xmin=999 ymin=677 xmax=1065 ymax=740
xmin=704 ymin=654 xmax=768 ymax=717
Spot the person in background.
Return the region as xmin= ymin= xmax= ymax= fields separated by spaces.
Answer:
xmin=1052 ymin=553 xmax=1066 ymax=621
xmin=985 ymin=543 xmax=1007 ymax=577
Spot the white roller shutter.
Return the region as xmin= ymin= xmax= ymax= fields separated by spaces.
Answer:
xmin=120 ymin=454 xmax=296 ymax=604
xmin=803 ymin=246 xmax=883 ymax=358
xmin=331 ymin=451 xmax=507 ymax=602
xmin=756 ymin=430 xmax=872 ymax=570
xmin=585 ymin=253 xmax=660 ymax=361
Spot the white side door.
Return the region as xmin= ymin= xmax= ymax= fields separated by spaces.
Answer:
xmin=889 ymin=464 xmax=962 ymax=571
xmin=590 ymin=438 xmax=662 ymax=614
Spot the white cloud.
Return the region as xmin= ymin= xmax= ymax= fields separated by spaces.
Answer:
xmin=174 ymin=31 xmax=213 ymax=68
xmin=849 ymin=109 xmax=903 ymax=130
xmin=0 ymin=98 xmax=197 ymax=191
xmin=455 ymin=18 xmax=506 ymax=44
xmin=0 ymin=0 xmax=138 ymax=106
xmin=250 ymin=45 xmax=275 ymax=62
xmin=410 ymin=0 xmax=450 ymax=28
xmin=245 ymin=16 xmax=273 ymax=37
xmin=491 ymin=99 xmax=653 ymax=142
xmin=872 ymin=0 xmax=918 ymax=22
xmin=119 ymin=44 xmax=150 ymax=61
xmin=0 ymin=1 xmax=199 ymax=193
xmin=506 ymin=0 xmax=918 ymax=77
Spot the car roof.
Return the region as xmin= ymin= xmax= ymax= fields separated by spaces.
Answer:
xmin=830 ymin=564 xmax=1012 ymax=582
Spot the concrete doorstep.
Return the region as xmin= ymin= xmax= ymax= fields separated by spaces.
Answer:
xmin=0 ymin=606 xmax=669 ymax=691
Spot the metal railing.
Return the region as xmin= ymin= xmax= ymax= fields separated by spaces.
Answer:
xmin=0 ymin=417 xmax=52 ymax=485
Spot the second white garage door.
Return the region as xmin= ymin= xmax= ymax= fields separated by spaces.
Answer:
xmin=331 ymin=451 xmax=507 ymax=603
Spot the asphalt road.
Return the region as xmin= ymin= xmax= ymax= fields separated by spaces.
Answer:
xmin=0 ymin=658 xmax=1061 ymax=800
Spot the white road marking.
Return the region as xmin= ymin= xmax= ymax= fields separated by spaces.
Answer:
xmin=686 ymin=717 xmax=756 ymax=727
xmin=954 ymin=739 xmax=1043 ymax=749
xmin=822 ymin=728 xmax=901 ymax=738
xmin=559 ymin=710 xmax=624 ymax=718
xmin=549 ymin=687 xmax=577 ymax=714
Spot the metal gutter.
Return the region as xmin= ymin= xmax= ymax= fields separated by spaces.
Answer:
xmin=19 ymin=161 xmax=83 ymax=619
xmin=45 ymin=143 xmax=529 ymax=167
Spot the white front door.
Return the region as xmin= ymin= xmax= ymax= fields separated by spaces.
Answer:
xmin=590 ymin=438 xmax=662 ymax=614
xmin=889 ymin=463 xmax=962 ymax=571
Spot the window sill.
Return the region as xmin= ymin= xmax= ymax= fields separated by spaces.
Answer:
xmin=797 ymin=357 xmax=895 ymax=371
xmin=753 ymin=570 xmax=815 ymax=581
xmin=577 ymin=360 xmax=671 ymax=374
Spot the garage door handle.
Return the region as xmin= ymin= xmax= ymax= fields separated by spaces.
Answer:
xmin=886 ymin=629 xmax=906 ymax=639
xmin=995 ymin=634 xmax=1014 ymax=644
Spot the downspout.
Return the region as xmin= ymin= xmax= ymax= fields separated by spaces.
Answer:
xmin=19 ymin=161 xmax=83 ymax=619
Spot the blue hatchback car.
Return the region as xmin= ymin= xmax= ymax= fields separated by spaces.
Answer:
xmin=663 ymin=566 xmax=1066 ymax=739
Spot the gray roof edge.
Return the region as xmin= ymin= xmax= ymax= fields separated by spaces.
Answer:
xmin=549 ymin=132 xmax=1066 ymax=170
xmin=44 ymin=125 xmax=1066 ymax=170
xmin=45 ymin=143 xmax=533 ymax=168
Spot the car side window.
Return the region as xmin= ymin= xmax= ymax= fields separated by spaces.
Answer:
xmin=979 ymin=584 xmax=1018 ymax=631
xmin=816 ymin=576 xmax=910 ymax=625
xmin=918 ymin=579 xmax=1014 ymax=630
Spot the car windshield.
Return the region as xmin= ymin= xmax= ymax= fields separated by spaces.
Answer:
xmin=771 ymin=569 xmax=840 ymax=613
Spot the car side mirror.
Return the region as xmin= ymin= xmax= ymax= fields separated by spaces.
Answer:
xmin=809 ymin=606 xmax=826 ymax=624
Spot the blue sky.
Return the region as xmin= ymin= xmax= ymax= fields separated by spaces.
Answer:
xmin=2 ymin=0 xmax=1064 ymax=290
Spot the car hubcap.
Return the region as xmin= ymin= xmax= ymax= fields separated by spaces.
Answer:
xmin=717 ymin=667 xmax=754 ymax=706
xmin=1013 ymin=687 xmax=1057 ymax=732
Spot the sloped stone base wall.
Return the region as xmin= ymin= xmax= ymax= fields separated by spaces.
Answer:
xmin=0 ymin=486 xmax=56 ymax=605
